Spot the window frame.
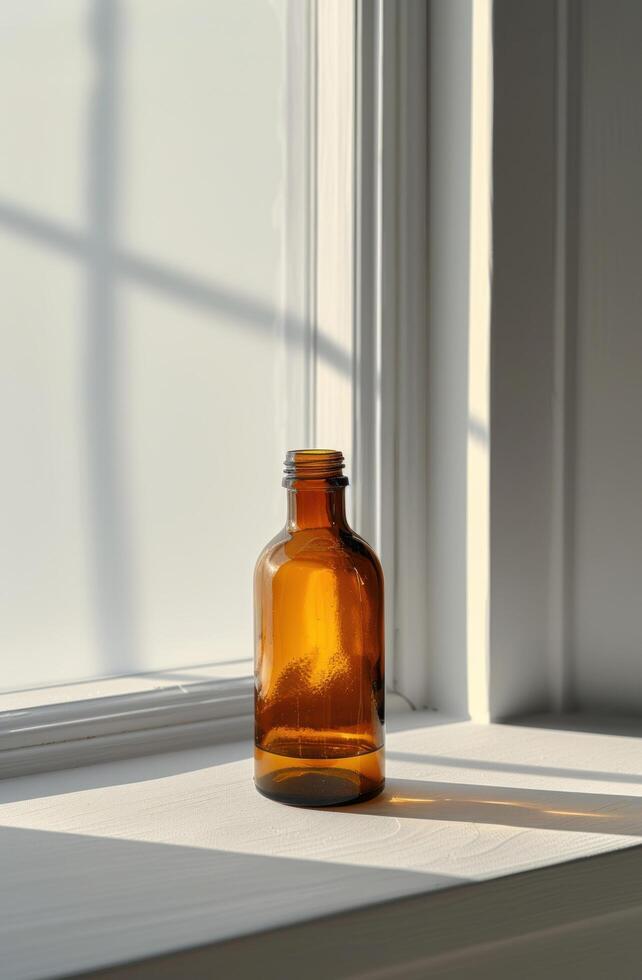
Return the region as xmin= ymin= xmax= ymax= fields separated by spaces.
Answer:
xmin=0 ymin=0 xmax=428 ymax=775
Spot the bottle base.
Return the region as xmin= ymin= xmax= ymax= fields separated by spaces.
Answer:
xmin=254 ymin=745 xmax=384 ymax=808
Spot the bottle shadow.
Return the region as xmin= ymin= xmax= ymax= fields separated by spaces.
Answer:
xmin=342 ymin=777 xmax=642 ymax=837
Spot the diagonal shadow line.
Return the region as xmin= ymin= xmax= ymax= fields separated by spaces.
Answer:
xmin=114 ymin=253 xmax=351 ymax=377
xmin=0 ymin=826 xmax=462 ymax=979
xmin=0 ymin=740 xmax=254 ymax=804
xmin=0 ymin=200 xmax=85 ymax=256
xmin=0 ymin=201 xmax=351 ymax=377
xmin=386 ymin=751 xmax=642 ymax=787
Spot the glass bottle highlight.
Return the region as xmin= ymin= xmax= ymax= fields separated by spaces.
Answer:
xmin=254 ymin=450 xmax=384 ymax=806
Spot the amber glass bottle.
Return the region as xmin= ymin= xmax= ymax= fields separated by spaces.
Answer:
xmin=254 ymin=450 xmax=384 ymax=806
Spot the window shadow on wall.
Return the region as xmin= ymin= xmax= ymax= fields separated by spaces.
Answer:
xmin=0 ymin=0 xmax=350 ymax=680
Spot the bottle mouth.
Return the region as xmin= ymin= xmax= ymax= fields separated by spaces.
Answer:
xmin=283 ymin=449 xmax=349 ymax=487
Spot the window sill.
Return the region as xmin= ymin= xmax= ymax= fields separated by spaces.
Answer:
xmin=2 ymin=713 xmax=642 ymax=979
xmin=0 ymin=662 xmax=255 ymax=778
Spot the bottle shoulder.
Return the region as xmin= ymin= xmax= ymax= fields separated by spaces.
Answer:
xmin=254 ymin=525 xmax=383 ymax=581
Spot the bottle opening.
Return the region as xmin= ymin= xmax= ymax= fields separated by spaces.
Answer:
xmin=283 ymin=449 xmax=348 ymax=487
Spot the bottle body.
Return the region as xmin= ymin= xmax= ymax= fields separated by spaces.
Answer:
xmin=254 ymin=451 xmax=384 ymax=806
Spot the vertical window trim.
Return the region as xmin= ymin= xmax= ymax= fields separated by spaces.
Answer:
xmin=353 ymin=1 xmax=431 ymax=706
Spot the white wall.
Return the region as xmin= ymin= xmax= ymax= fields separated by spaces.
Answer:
xmin=571 ymin=0 xmax=642 ymax=710
xmin=0 ymin=1 xmax=310 ymax=689
xmin=490 ymin=0 xmax=642 ymax=717
xmin=490 ymin=0 xmax=558 ymax=719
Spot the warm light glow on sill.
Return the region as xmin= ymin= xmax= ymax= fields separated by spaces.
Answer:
xmin=387 ymin=795 xmax=614 ymax=820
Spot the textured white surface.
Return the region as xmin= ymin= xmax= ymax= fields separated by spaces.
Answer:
xmin=2 ymin=715 xmax=642 ymax=980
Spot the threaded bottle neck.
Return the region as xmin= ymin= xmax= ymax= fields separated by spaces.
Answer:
xmin=283 ymin=450 xmax=348 ymax=530
xmin=282 ymin=449 xmax=348 ymax=488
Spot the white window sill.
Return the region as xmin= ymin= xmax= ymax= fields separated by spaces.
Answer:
xmin=0 ymin=662 xmax=255 ymax=777
xmin=2 ymin=713 xmax=642 ymax=980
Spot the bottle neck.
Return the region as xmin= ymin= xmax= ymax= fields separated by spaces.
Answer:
xmin=287 ymin=487 xmax=347 ymax=531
